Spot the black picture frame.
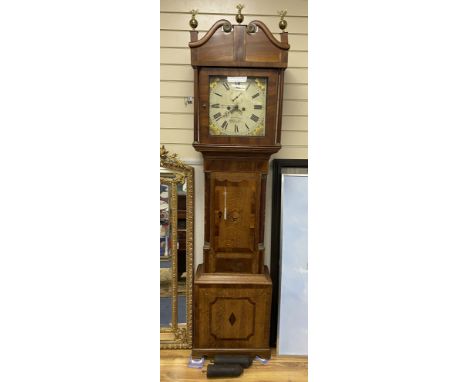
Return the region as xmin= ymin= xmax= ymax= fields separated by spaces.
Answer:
xmin=269 ymin=158 xmax=308 ymax=347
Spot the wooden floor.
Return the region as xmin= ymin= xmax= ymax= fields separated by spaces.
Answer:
xmin=160 ymin=349 xmax=308 ymax=382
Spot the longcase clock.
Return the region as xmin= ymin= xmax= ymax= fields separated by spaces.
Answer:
xmin=189 ymin=10 xmax=289 ymax=358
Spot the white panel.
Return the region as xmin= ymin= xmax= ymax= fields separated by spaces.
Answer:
xmin=161 ymin=66 xmax=307 ymax=84
xmin=160 ymin=113 xmax=193 ymax=129
xmin=160 ymin=81 xmax=193 ymax=97
xmin=160 ymin=0 xmax=308 ymax=17
xmin=160 ymin=65 xmax=193 ymax=81
xmin=160 ymin=31 xmax=191 ymax=48
xmin=284 ymin=68 xmax=308 ymax=84
xmin=282 ymin=115 xmax=308 ymax=131
xmin=288 ymin=51 xmax=308 ymax=68
xmin=284 ymin=84 xmax=308 ymax=100
xmin=160 ymin=81 xmax=307 ymax=100
xmin=282 ymin=131 xmax=308 ymax=146
xmin=160 ymin=128 xmax=192 ymax=144
xmin=160 ymin=48 xmax=307 ymax=68
xmin=283 ymin=100 xmax=308 ymax=116
xmin=160 ymin=14 xmax=308 ymax=34
xmin=160 ymin=129 xmax=307 ymax=146
xmin=161 ymin=31 xmax=308 ymax=51
xmin=284 ymin=34 xmax=308 ymax=51
xmin=160 ymin=48 xmax=190 ymax=65
xmin=277 ymin=174 xmax=308 ymax=355
xmin=271 ymin=147 xmax=308 ymax=159
xmin=160 ymin=98 xmax=193 ymax=113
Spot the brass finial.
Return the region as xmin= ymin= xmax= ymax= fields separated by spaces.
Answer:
xmin=278 ymin=10 xmax=288 ymax=31
xmin=189 ymin=9 xmax=198 ymax=29
xmin=235 ymin=4 xmax=245 ymax=24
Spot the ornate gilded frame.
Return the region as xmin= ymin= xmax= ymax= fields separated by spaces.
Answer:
xmin=160 ymin=146 xmax=194 ymax=349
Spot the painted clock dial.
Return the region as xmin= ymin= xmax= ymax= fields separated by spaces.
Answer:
xmin=208 ymin=76 xmax=267 ymax=136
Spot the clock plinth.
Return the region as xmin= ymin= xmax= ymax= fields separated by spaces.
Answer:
xmin=192 ymin=265 xmax=272 ymax=359
xmin=189 ymin=17 xmax=289 ymax=357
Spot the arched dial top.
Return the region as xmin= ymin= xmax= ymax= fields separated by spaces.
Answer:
xmin=189 ymin=20 xmax=289 ymax=50
xmin=246 ymin=20 xmax=290 ymax=50
xmin=189 ymin=19 xmax=289 ymax=69
xmin=189 ymin=19 xmax=233 ymax=48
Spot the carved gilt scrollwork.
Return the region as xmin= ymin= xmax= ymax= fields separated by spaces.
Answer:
xmin=160 ymin=146 xmax=194 ymax=349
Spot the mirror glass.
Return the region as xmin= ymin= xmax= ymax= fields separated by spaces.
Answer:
xmin=176 ymin=180 xmax=187 ymax=325
xmin=160 ymin=147 xmax=193 ymax=349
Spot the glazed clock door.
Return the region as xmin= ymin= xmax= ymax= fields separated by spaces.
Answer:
xmin=197 ymin=67 xmax=280 ymax=147
xmin=207 ymin=172 xmax=261 ymax=274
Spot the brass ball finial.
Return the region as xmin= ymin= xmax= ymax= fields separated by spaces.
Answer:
xmin=189 ymin=9 xmax=198 ymax=29
xmin=236 ymin=4 xmax=245 ymax=24
xmin=278 ymin=9 xmax=288 ymax=31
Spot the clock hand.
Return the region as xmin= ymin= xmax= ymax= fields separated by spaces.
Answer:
xmin=230 ymin=104 xmax=245 ymax=114
xmin=214 ymin=104 xmax=237 ymax=108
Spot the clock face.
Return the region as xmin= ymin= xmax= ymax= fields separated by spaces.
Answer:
xmin=208 ymin=76 xmax=267 ymax=136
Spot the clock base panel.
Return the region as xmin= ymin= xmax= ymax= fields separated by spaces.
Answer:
xmin=192 ymin=265 xmax=272 ymax=357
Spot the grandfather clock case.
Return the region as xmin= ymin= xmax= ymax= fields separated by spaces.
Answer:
xmin=190 ymin=16 xmax=289 ymax=358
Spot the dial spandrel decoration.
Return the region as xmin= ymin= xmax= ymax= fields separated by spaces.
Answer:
xmin=208 ymin=76 xmax=267 ymax=136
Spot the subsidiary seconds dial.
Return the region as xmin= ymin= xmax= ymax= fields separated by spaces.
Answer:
xmin=208 ymin=76 xmax=267 ymax=136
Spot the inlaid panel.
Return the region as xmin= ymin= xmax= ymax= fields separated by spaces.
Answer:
xmin=208 ymin=172 xmax=261 ymax=273
xmin=213 ymin=177 xmax=256 ymax=253
xmin=209 ymin=297 xmax=255 ymax=340
xmin=193 ymin=266 xmax=272 ymax=355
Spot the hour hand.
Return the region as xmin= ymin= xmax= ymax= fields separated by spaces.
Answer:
xmin=211 ymin=104 xmax=235 ymax=108
xmin=231 ymin=94 xmax=241 ymax=102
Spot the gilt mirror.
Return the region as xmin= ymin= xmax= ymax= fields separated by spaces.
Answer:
xmin=160 ymin=146 xmax=193 ymax=349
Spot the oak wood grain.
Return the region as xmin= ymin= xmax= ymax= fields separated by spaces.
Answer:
xmin=188 ymin=17 xmax=291 ymax=358
xmin=193 ymin=266 xmax=272 ymax=354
